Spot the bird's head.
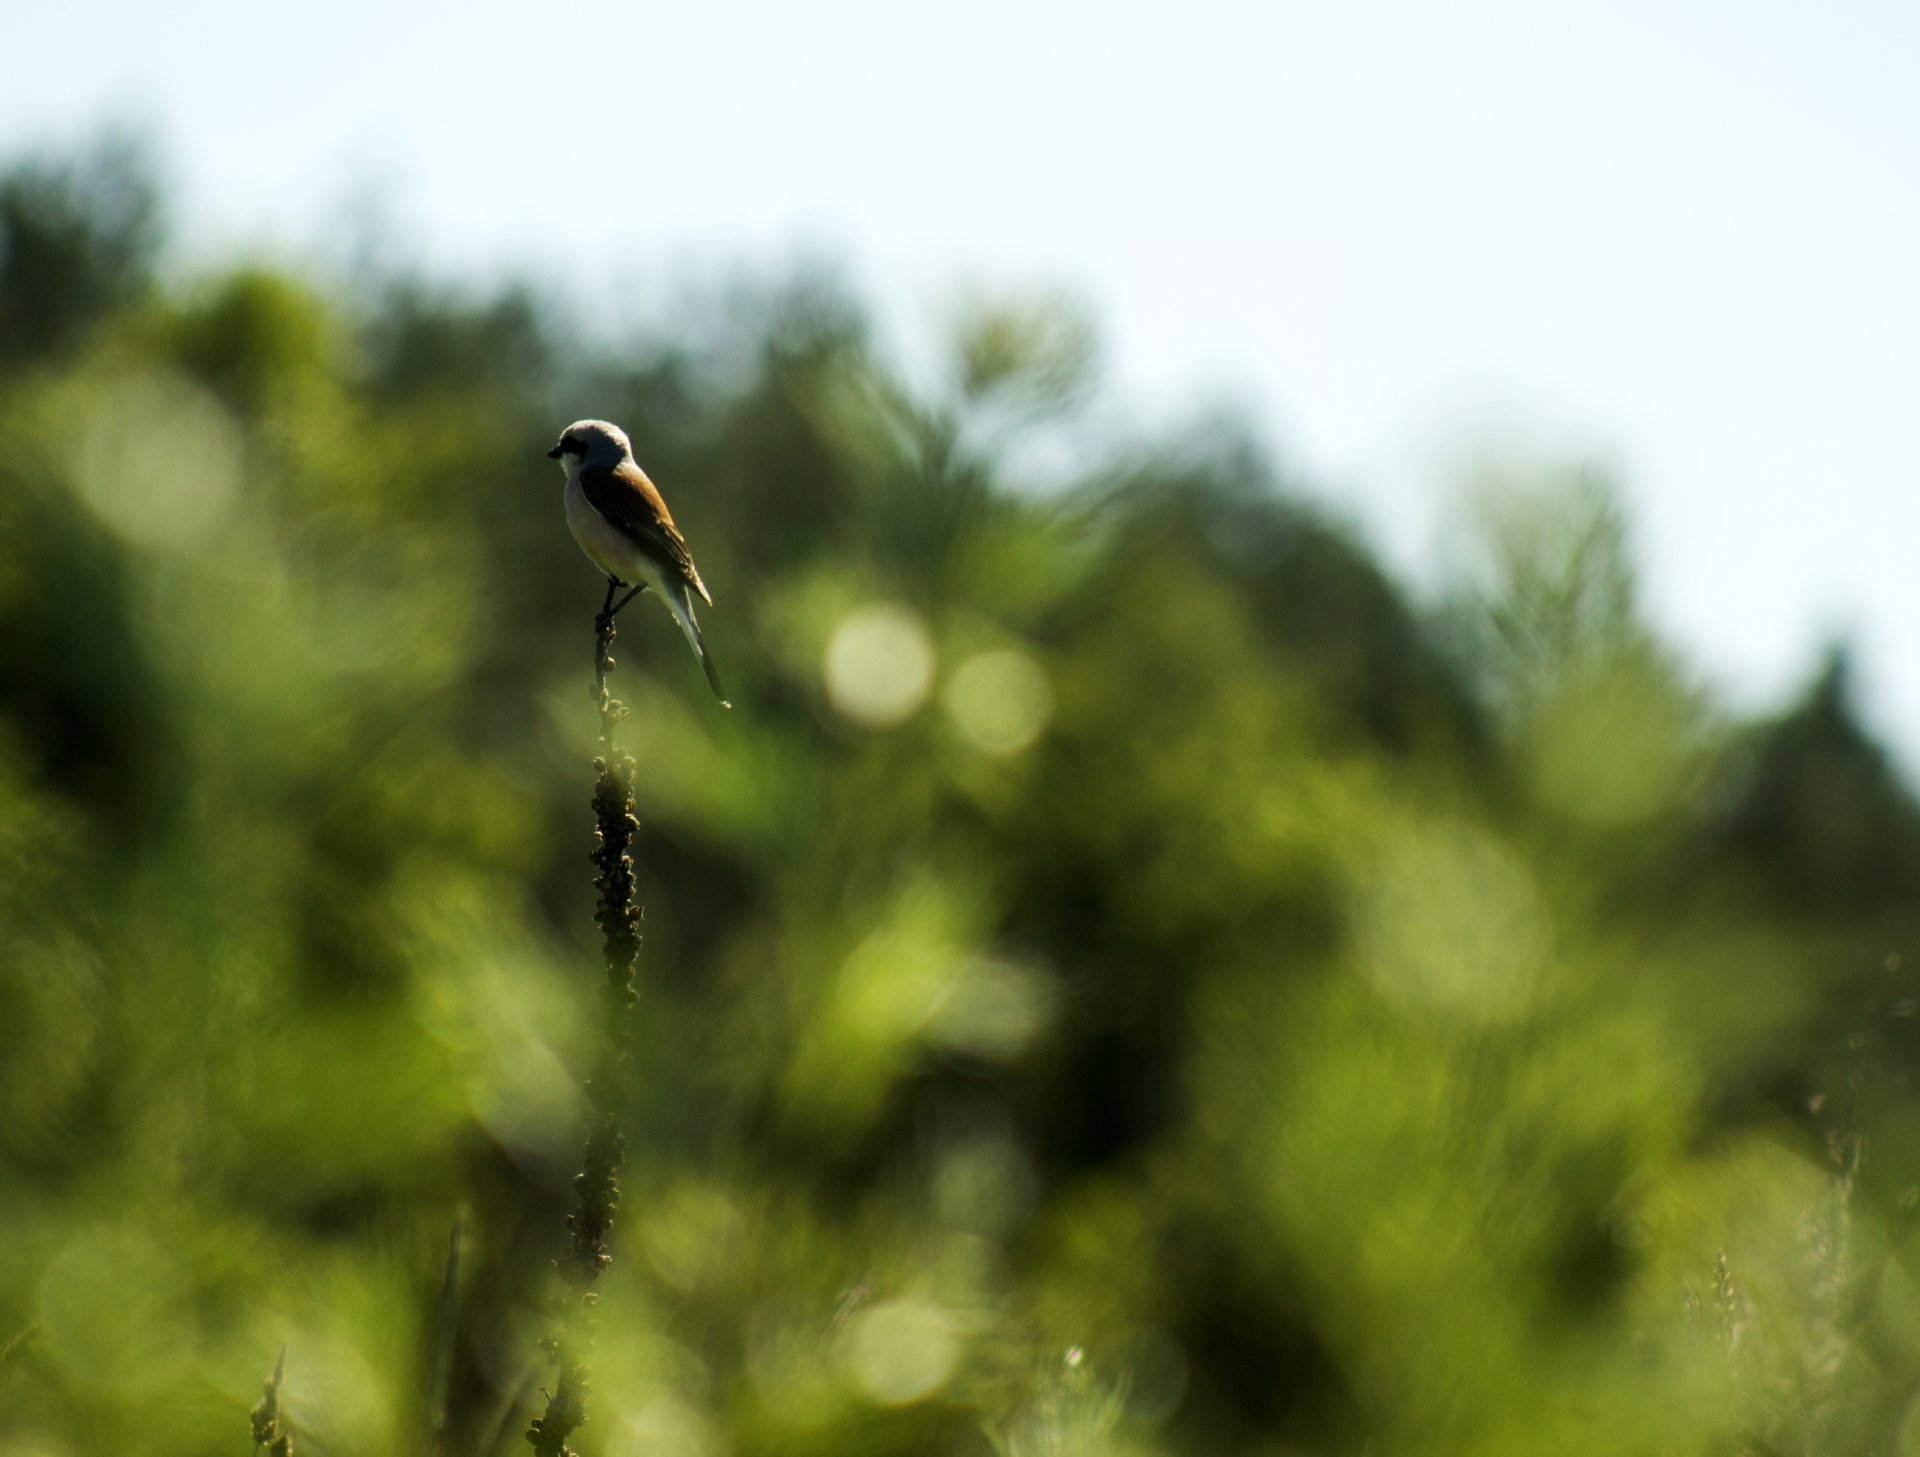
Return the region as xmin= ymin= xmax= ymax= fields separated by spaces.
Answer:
xmin=547 ymin=419 xmax=632 ymax=468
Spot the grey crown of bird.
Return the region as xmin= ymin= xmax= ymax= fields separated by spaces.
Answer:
xmin=548 ymin=419 xmax=730 ymax=707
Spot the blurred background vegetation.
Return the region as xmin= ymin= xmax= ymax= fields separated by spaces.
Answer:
xmin=5 ymin=133 xmax=1920 ymax=1457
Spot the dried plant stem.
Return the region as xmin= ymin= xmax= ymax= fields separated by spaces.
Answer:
xmin=421 ymin=1209 xmax=466 ymax=1457
xmin=0 ymin=1323 xmax=36 ymax=1387
xmin=249 ymin=1344 xmax=294 ymax=1456
xmin=527 ymin=593 xmax=642 ymax=1457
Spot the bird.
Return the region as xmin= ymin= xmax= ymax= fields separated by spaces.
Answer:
xmin=548 ymin=419 xmax=730 ymax=707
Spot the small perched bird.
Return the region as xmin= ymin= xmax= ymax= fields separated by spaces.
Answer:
xmin=548 ymin=419 xmax=729 ymax=707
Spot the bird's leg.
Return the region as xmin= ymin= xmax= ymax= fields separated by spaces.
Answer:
xmin=594 ymin=577 xmax=623 ymax=634
xmin=601 ymin=583 xmax=647 ymax=625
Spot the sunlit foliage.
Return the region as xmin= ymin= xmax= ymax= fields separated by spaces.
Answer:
xmin=3 ymin=138 xmax=1918 ymax=1457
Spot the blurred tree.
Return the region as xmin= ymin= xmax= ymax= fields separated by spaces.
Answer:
xmin=360 ymin=280 xmax=553 ymax=404
xmin=0 ymin=132 xmax=160 ymax=372
xmin=159 ymin=269 xmax=334 ymax=418
xmin=1715 ymin=647 xmax=1920 ymax=922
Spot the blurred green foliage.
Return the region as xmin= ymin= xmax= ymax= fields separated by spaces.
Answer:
xmin=3 ymin=137 xmax=1920 ymax=1457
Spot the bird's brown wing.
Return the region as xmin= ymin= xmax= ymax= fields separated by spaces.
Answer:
xmin=578 ymin=459 xmax=712 ymax=604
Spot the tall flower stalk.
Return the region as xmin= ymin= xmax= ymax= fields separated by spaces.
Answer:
xmin=527 ymin=588 xmax=642 ymax=1457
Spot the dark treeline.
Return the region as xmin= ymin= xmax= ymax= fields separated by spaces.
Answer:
xmin=3 ymin=136 xmax=1919 ymax=1457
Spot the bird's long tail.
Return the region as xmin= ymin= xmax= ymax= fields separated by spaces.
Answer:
xmin=666 ymin=583 xmax=731 ymax=708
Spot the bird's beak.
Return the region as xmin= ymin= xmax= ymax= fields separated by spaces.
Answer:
xmin=546 ymin=444 xmax=565 ymax=459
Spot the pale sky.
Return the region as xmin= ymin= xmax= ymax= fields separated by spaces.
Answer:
xmin=7 ymin=0 xmax=1918 ymax=758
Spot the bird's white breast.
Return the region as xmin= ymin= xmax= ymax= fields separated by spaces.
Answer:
xmin=564 ymin=469 xmax=642 ymax=584
xmin=563 ymin=464 xmax=680 ymax=602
